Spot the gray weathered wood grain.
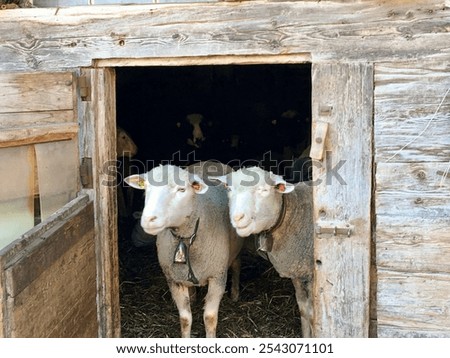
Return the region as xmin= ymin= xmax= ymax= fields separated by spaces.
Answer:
xmin=0 ymin=72 xmax=74 ymax=112
xmin=375 ymin=62 xmax=450 ymax=163
xmin=375 ymin=61 xmax=450 ymax=337
xmin=89 ymin=68 xmax=121 ymax=338
xmin=377 ymin=270 xmax=450 ymax=337
xmin=312 ymin=62 xmax=373 ymax=337
xmin=0 ymin=2 xmax=449 ymax=72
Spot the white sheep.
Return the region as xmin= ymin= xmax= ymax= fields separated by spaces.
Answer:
xmin=129 ymin=161 xmax=233 ymax=249
xmin=216 ymin=166 xmax=314 ymax=337
xmin=129 ymin=161 xmax=231 ymax=247
xmin=125 ymin=165 xmax=243 ymax=338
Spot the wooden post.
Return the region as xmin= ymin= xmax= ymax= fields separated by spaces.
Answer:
xmin=312 ymin=62 xmax=373 ymax=337
xmin=90 ymin=68 xmax=121 ymax=337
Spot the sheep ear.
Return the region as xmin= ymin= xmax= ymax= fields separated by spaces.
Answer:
xmin=124 ymin=174 xmax=147 ymax=190
xmin=275 ymin=182 xmax=295 ymax=193
xmin=271 ymin=174 xmax=295 ymax=194
xmin=190 ymin=174 xmax=208 ymax=194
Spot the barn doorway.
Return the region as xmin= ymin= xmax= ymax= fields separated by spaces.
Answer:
xmin=115 ymin=64 xmax=312 ymax=337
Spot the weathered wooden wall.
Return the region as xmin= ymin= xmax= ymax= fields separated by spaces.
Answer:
xmin=0 ymin=70 xmax=99 ymax=337
xmin=0 ymin=0 xmax=449 ymax=338
xmin=0 ymin=195 xmax=97 ymax=337
xmin=89 ymin=68 xmax=120 ymax=338
xmin=0 ymin=1 xmax=449 ymax=72
xmin=0 ymin=72 xmax=77 ymax=147
xmin=312 ymin=63 xmax=373 ymax=337
xmin=374 ymin=61 xmax=450 ymax=337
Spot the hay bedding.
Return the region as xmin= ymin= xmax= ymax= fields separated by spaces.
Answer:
xmin=119 ymin=221 xmax=302 ymax=338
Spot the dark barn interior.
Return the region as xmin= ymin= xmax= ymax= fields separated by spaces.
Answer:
xmin=115 ymin=64 xmax=312 ymax=337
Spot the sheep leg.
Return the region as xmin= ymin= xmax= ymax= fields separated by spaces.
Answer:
xmin=169 ymin=282 xmax=192 ymax=338
xmin=203 ymin=278 xmax=226 ymax=338
xmin=229 ymin=256 xmax=241 ymax=302
xmin=291 ymin=278 xmax=313 ymax=338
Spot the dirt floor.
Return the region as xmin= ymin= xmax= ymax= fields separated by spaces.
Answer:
xmin=119 ymin=221 xmax=302 ymax=338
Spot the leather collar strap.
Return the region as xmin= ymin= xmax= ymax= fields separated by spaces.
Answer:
xmin=257 ymin=195 xmax=286 ymax=254
xmin=171 ymin=217 xmax=200 ymax=285
xmin=267 ymin=195 xmax=286 ymax=236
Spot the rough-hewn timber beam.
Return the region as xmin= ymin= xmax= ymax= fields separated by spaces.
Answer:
xmin=0 ymin=1 xmax=449 ymax=72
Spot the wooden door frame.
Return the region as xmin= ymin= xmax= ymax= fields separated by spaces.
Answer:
xmin=80 ymin=68 xmax=120 ymax=337
xmin=89 ymin=58 xmax=373 ymax=338
xmin=311 ymin=62 xmax=374 ymax=337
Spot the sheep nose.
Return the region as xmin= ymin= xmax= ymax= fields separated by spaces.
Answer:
xmin=143 ymin=215 xmax=157 ymax=223
xmin=233 ymin=213 xmax=245 ymax=223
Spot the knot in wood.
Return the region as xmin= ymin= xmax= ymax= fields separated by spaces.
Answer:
xmin=416 ymin=170 xmax=426 ymax=180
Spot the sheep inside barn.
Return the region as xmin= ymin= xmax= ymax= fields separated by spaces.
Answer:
xmin=116 ymin=64 xmax=313 ymax=337
xmin=215 ymin=166 xmax=315 ymax=338
xmin=124 ymin=165 xmax=244 ymax=338
xmin=1 ymin=1 xmax=449 ymax=340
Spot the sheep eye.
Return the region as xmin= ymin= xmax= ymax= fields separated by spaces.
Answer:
xmin=177 ymin=187 xmax=186 ymax=193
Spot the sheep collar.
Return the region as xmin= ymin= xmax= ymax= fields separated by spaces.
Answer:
xmin=171 ymin=217 xmax=200 ymax=285
xmin=257 ymin=195 xmax=286 ymax=253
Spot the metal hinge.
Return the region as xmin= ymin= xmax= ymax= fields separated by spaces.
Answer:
xmin=80 ymin=157 xmax=93 ymax=189
xmin=78 ymin=74 xmax=91 ymax=101
xmin=315 ymin=222 xmax=354 ymax=238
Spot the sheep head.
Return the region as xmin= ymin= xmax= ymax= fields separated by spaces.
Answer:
xmin=216 ymin=167 xmax=294 ymax=237
xmin=125 ymin=165 xmax=207 ymax=235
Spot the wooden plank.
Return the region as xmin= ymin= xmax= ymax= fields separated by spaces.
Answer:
xmin=0 ymin=123 xmax=78 ymax=148
xmin=78 ymin=69 xmax=94 ymax=160
xmin=0 ymin=72 xmax=74 ymax=112
xmin=0 ymin=2 xmax=449 ymax=72
xmin=377 ymin=192 xmax=449 ymax=219
xmin=5 ymin=203 xmax=94 ymax=297
xmin=376 ymin=162 xmax=450 ymax=219
xmin=95 ymin=53 xmax=311 ymax=67
xmin=376 ymin=221 xmax=450 ymax=274
xmin=378 ymin=325 xmax=450 ymax=338
xmin=0 ymin=194 xmax=90 ymax=263
xmin=5 ymin=211 xmax=97 ymax=337
xmin=377 ymin=270 xmax=450 ymax=338
xmin=374 ymin=60 xmax=450 ymax=337
xmin=376 ymin=162 xmax=450 ymax=193
xmin=0 ymin=256 xmax=5 ymax=337
xmin=376 ymin=165 xmax=450 ymax=307
xmin=91 ymin=68 xmax=121 ymax=338
xmin=312 ymin=63 xmax=373 ymax=337
xmin=0 ymin=111 xmax=75 ymax=130
xmin=375 ymin=62 xmax=450 ymax=163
